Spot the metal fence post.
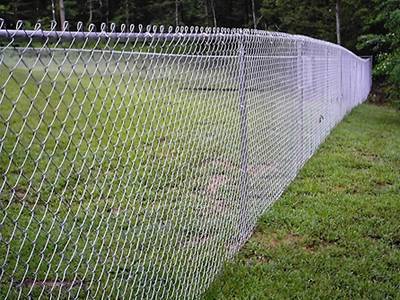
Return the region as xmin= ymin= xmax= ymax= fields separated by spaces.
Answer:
xmin=297 ymin=40 xmax=304 ymax=167
xmin=340 ymin=50 xmax=343 ymax=117
xmin=238 ymin=33 xmax=248 ymax=244
xmin=325 ymin=47 xmax=329 ymax=131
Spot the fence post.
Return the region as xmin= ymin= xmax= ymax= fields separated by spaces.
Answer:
xmin=349 ymin=59 xmax=352 ymax=110
xmin=297 ymin=40 xmax=304 ymax=167
xmin=340 ymin=50 xmax=343 ymax=118
xmin=325 ymin=46 xmax=329 ymax=132
xmin=238 ymin=33 xmax=248 ymax=244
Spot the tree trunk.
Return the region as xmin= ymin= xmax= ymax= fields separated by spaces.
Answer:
xmin=336 ymin=0 xmax=341 ymax=45
xmin=103 ymin=0 xmax=109 ymax=24
xmin=210 ymin=0 xmax=217 ymax=27
xmin=125 ymin=0 xmax=129 ymax=24
xmin=88 ymin=0 xmax=93 ymax=24
xmin=59 ymin=0 xmax=65 ymax=30
xmin=204 ymin=0 xmax=209 ymax=26
xmin=51 ymin=0 xmax=56 ymax=24
xmin=35 ymin=0 xmax=39 ymax=20
xmin=251 ymin=0 xmax=257 ymax=29
xmin=175 ymin=0 xmax=179 ymax=26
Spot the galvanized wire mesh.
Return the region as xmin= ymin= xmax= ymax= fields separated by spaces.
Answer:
xmin=0 ymin=21 xmax=372 ymax=299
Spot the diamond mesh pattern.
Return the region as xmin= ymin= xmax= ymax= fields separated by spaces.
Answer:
xmin=0 ymin=22 xmax=372 ymax=299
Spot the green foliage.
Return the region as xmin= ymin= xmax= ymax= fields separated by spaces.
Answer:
xmin=260 ymin=0 xmax=336 ymax=42
xmin=0 ymin=0 xmax=258 ymax=28
xmin=0 ymin=0 xmax=395 ymax=62
xmin=259 ymin=0 xmax=376 ymax=51
xmin=204 ymin=104 xmax=400 ymax=299
xmin=357 ymin=0 xmax=400 ymax=105
xmin=0 ymin=3 xmax=13 ymax=22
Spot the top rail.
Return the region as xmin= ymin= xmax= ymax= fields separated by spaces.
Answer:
xmin=0 ymin=29 xmax=228 ymax=41
xmin=0 ymin=28 xmax=370 ymax=63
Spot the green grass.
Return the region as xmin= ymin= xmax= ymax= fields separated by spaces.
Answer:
xmin=0 ymin=57 xmax=242 ymax=298
xmin=2 ymin=47 xmax=397 ymax=299
xmin=204 ymin=104 xmax=400 ymax=299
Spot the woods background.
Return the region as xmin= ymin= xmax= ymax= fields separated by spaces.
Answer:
xmin=0 ymin=0 xmax=399 ymax=104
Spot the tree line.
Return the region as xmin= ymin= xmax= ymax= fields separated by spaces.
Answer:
xmin=0 ymin=0 xmax=399 ymax=103
xmin=0 ymin=1 xmax=382 ymax=50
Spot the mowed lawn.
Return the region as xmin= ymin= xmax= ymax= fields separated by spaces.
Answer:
xmin=0 ymin=59 xmax=241 ymax=298
xmin=204 ymin=104 xmax=400 ymax=299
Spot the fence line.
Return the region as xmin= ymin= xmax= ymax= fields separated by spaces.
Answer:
xmin=0 ymin=21 xmax=371 ymax=299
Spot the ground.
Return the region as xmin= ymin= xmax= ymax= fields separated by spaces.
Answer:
xmin=0 ymin=47 xmax=393 ymax=298
xmin=0 ymin=50 xmax=244 ymax=297
xmin=204 ymin=104 xmax=400 ymax=299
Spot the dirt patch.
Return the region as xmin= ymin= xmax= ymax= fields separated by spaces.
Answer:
xmin=209 ymin=199 xmax=229 ymax=214
xmin=331 ymin=184 xmax=361 ymax=195
xmin=374 ymin=180 xmax=393 ymax=191
xmin=252 ymin=231 xmax=303 ymax=249
xmin=242 ymin=231 xmax=304 ymax=264
xmin=389 ymin=236 xmax=400 ymax=249
xmin=109 ymin=207 xmax=123 ymax=217
xmin=363 ymin=153 xmax=380 ymax=162
xmin=13 ymin=187 xmax=27 ymax=201
xmin=206 ymin=175 xmax=227 ymax=195
xmin=303 ymin=243 xmax=326 ymax=253
xmin=367 ymin=233 xmax=383 ymax=241
xmin=354 ymin=147 xmax=381 ymax=162
xmin=251 ymin=231 xmax=335 ymax=254
xmin=245 ymin=253 xmax=270 ymax=264
xmin=247 ymin=163 xmax=277 ymax=177
xmin=203 ymin=158 xmax=238 ymax=173
xmin=331 ymin=184 xmax=347 ymax=193
xmin=275 ymin=233 xmax=303 ymax=247
xmin=303 ymin=237 xmax=337 ymax=253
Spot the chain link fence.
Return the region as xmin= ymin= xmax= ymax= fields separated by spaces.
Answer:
xmin=0 ymin=21 xmax=371 ymax=299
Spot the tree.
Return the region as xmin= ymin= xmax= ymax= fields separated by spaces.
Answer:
xmin=251 ymin=0 xmax=256 ymax=29
xmin=336 ymin=0 xmax=341 ymax=44
xmin=111 ymin=0 xmax=136 ymax=24
xmin=357 ymin=0 xmax=400 ymax=104
xmin=59 ymin=0 xmax=65 ymax=29
xmin=51 ymin=0 xmax=56 ymax=24
xmin=175 ymin=0 xmax=180 ymax=26
xmin=210 ymin=0 xmax=217 ymax=27
xmin=260 ymin=0 xmax=336 ymax=42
